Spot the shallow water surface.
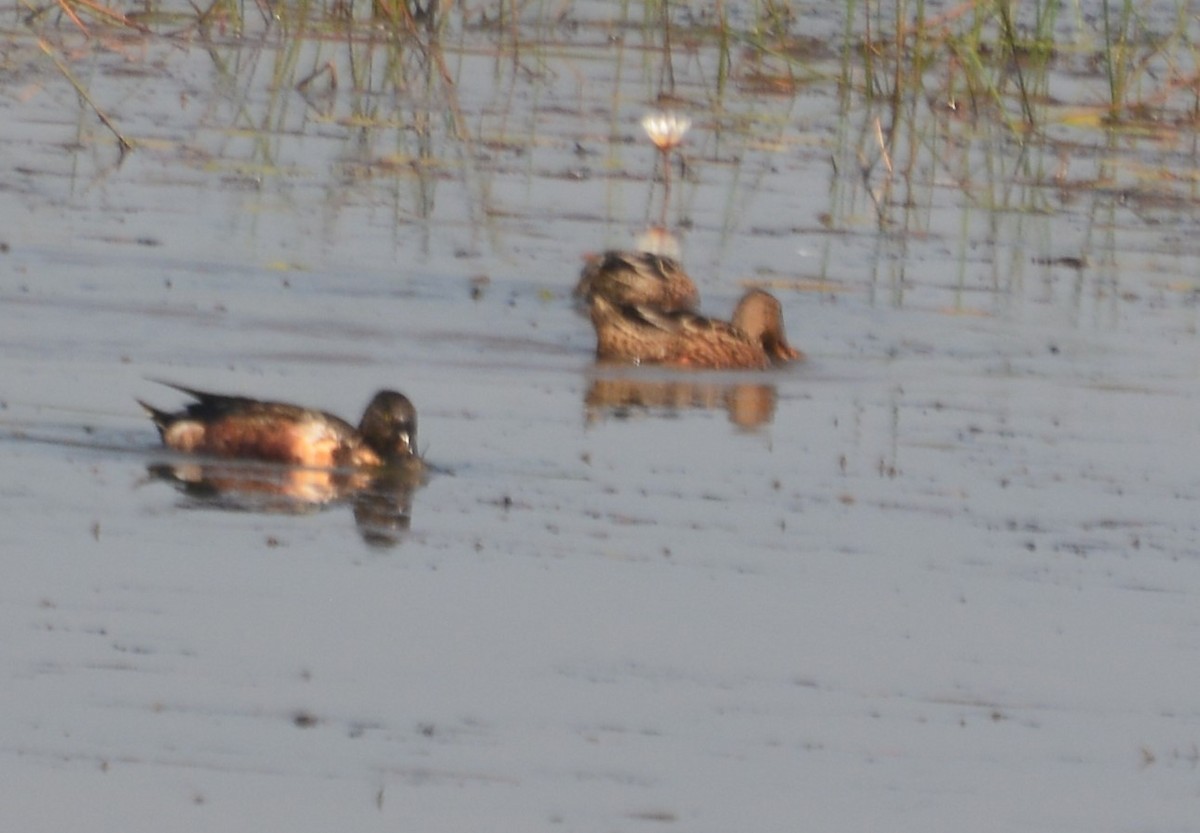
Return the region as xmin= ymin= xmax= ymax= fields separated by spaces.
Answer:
xmin=4 ymin=2 xmax=1200 ymax=831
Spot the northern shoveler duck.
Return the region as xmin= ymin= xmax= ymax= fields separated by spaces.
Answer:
xmin=139 ymin=382 xmax=418 ymax=469
xmin=588 ymin=289 xmax=802 ymax=370
xmin=574 ymin=250 xmax=699 ymax=311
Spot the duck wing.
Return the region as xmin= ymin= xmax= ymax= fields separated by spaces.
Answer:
xmin=145 ymin=379 xmax=264 ymax=415
xmin=647 ymin=307 xmax=741 ymax=341
xmin=145 ymin=380 xmax=315 ymax=422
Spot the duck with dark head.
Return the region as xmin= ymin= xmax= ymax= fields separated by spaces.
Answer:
xmin=139 ymin=382 xmax=418 ymax=469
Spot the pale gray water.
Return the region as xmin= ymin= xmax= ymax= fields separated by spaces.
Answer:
xmin=3 ymin=3 xmax=1200 ymax=830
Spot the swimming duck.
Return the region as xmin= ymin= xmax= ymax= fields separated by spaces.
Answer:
xmin=588 ymin=289 xmax=802 ymax=370
xmin=139 ymin=382 xmax=418 ymax=469
xmin=574 ymin=250 xmax=699 ymax=311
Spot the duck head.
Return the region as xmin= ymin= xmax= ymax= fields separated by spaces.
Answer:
xmin=359 ymin=391 xmax=418 ymax=460
xmin=732 ymin=290 xmax=803 ymax=364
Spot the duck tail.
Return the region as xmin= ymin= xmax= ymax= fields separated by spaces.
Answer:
xmin=145 ymin=378 xmax=213 ymax=400
xmin=136 ymin=399 xmax=172 ymax=437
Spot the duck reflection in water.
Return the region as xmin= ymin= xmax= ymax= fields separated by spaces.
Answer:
xmin=584 ymin=374 xmax=779 ymax=429
xmin=140 ymin=382 xmax=426 ymax=547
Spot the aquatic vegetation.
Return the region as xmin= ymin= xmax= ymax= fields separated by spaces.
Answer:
xmin=642 ymin=110 xmax=691 ymax=226
xmin=642 ymin=111 xmax=691 ymax=152
xmin=12 ymin=0 xmax=1200 ymax=319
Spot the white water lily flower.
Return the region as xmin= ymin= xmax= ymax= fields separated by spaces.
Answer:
xmin=642 ymin=112 xmax=691 ymax=151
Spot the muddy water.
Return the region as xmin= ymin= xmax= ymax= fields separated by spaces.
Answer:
xmin=3 ymin=4 xmax=1200 ymax=831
